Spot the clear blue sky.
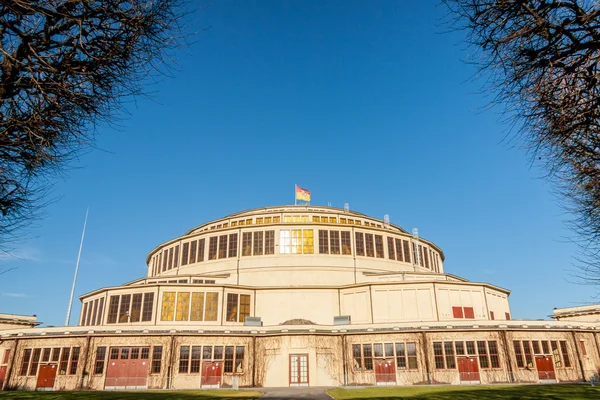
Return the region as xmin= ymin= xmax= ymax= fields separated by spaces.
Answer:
xmin=1 ymin=0 xmax=595 ymax=326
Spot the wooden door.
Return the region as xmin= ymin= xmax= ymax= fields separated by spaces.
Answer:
xmin=201 ymin=362 xmax=222 ymax=388
xmin=105 ymin=347 xmax=149 ymax=390
xmin=35 ymin=364 xmax=57 ymax=390
xmin=289 ymin=354 xmax=309 ymax=386
xmin=457 ymin=357 xmax=480 ymax=383
xmin=0 ymin=365 xmax=7 ymax=390
xmin=535 ymin=356 xmax=556 ymax=381
xmin=374 ymin=359 xmax=396 ymax=385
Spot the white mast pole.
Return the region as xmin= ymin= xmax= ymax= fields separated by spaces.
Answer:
xmin=294 ymin=184 xmax=297 ymax=206
xmin=65 ymin=207 xmax=89 ymax=326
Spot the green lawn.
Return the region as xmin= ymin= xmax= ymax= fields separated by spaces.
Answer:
xmin=328 ymin=384 xmax=600 ymax=400
xmin=0 ymin=390 xmax=262 ymax=400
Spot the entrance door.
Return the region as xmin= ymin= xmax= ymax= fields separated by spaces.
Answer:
xmin=35 ymin=364 xmax=57 ymax=391
xmin=457 ymin=357 xmax=480 ymax=384
xmin=374 ymin=359 xmax=396 ymax=385
xmin=289 ymin=354 xmax=309 ymax=386
xmin=0 ymin=365 xmax=6 ymax=390
xmin=201 ymin=362 xmax=222 ymax=388
xmin=104 ymin=347 xmax=149 ymax=390
xmin=535 ymin=356 xmax=556 ymax=381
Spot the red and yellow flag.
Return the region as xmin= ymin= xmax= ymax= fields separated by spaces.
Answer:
xmin=295 ymin=185 xmax=311 ymax=202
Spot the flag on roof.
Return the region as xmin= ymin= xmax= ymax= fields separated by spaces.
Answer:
xmin=295 ymin=185 xmax=311 ymax=202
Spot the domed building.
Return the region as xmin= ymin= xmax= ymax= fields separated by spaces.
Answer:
xmin=1 ymin=205 xmax=599 ymax=390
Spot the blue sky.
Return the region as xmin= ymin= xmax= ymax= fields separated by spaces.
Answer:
xmin=1 ymin=0 xmax=596 ymax=326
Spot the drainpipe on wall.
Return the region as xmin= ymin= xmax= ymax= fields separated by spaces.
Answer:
xmin=252 ymin=336 xmax=257 ymax=388
xmin=341 ymin=334 xmax=347 ymax=386
xmin=167 ymin=334 xmax=176 ymax=389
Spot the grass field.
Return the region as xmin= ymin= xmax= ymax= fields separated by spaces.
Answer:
xmin=327 ymin=384 xmax=600 ymax=399
xmin=0 ymin=390 xmax=262 ymax=400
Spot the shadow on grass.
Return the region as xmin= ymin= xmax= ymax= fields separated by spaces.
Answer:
xmin=328 ymin=384 xmax=600 ymax=400
xmin=0 ymin=390 xmax=262 ymax=400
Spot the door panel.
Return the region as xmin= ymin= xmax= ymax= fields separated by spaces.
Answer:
xmin=36 ymin=364 xmax=57 ymax=390
xmin=374 ymin=359 xmax=396 ymax=385
xmin=535 ymin=356 xmax=556 ymax=381
xmin=289 ymin=354 xmax=309 ymax=386
xmin=105 ymin=347 xmax=149 ymax=390
xmin=0 ymin=365 xmax=6 ymax=390
xmin=201 ymin=362 xmax=222 ymax=388
xmin=457 ymin=357 xmax=480 ymax=383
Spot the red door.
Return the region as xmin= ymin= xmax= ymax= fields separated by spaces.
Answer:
xmin=105 ymin=347 xmax=149 ymax=390
xmin=535 ymin=356 xmax=556 ymax=381
xmin=457 ymin=357 xmax=480 ymax=383
xmin=35 ymin=364 xmax=57 ymax=390
xmin=0 ymin=365 xmax=7 ymax=390
xmin=374 ymin=359 xmax=396 ymax=385
xmin=201 ymin=362 xmax=222 ymax=388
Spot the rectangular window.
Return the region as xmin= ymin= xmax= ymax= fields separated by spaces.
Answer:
xmin=161 ymin=292 xmax=176 ymax=321
xmin=208 ymin=237 xmax=217 ymax=260
xmin=341 ymin=231 xmax=351 ymax=255
xmin=580 ymin=341 xmax=587 ymax=356
xmin=464 ymin=307 xmax=475 ymax=319
xmin=395 ymin=343 xmax=406 ymax=369
xmin=51 ymin=348 xmax=60 ymax=362
xmin=387 ymin=237 xmax=395 ymax=260
xmin=69 ymin=347 xmax=80 ymax=375
xmin=197 ymin=239 xmax=205 ymax=262
xmin=514 ymin=341 xmax=524 ymax=368
xmin=253 ymin=232 xmax=263 ymax=255
xmin=239 ymin=294 xmax=251 ymax=322
xmin=303 ymin=229 xmax=314 ymax=254
xmin=205 ymin=292 xmax=219 ymax=321
xmin=532 ymin=341 xmax=541 ymax=355
xmin=162 ymin=250 xmax=168 ymax=272
xmin=182 ymin=243 xmax=189 ymax=266
xmin=190 ymin=292 xmax=205 ymax=321
xmin=466 ymin=341 xmax=476 ymax=355
xmin=214 ymin=346 xmax=224 ymax=360
xmin=384 ymin=343 xmax=394 ymax=357
xmin=490 ymin=311 xmax=495 ymax=320
xmin=151 ymin=346 xmax=162 ymax=374
xmin=407 ymin=342 xmax=417 ymax=369
xmin=374 ymin=235 xmax=384 ymax=258
xmin=362 ymin=344 xmax=373 ymax=371
xmin=218 ymin=235 xmax=228 ymax=259
xmin=319 ymin=230 xmax=329 ymax=254
xmin=394 ymin=238 xmax=403 ymax=262
xmin=107 ymin=295 xmax=119 ymax=324
xmin=168 ymin=247 xmax=174 ymax=269
xmin=227 ymin=293 xmax=239 ymax=322
xmin=203 ymin=346 xmax=213 ymax=360
xmin=142 ymin=293 xmax=154 ymax=322
xmin=560 ymin=341 xmax=571 ymax=367
xmin=90 ymin=299 xmax=98 ymax=326
xmin=20 ymin=349 xmax=31 ymax=376
xmin=403 ymin=240 xmax=411 ymax=263
xmin=444 ymin=342 xmax=455 ymax=369
xmin=330 ymin=231 xmax=340 ymax=254
xmin=130 ymin=293 xmax=142 ymax=322
xmin=505 ymin=312 xmax=511 ymax=320
xmin=355 ymin=232 xmax=365 ymax=256
xmin=228 ymin=233 xmax=238 ymax=258
xmin=523 ymin=341 xmax=533 ymax=367
xmin=373 ymin=343 xmax=383 ymax=357
xmin=81 ymin=303 xmax=88 ymax=326
xmin=41 ymin=348 xmax=50 ymax=362
xmin=265 ymin=230 xmax=275 ymax=254
xmin=423 ymin=247 xmax=429 ymax=268
xmin=242 ymin=232 xmax=252 ymax=256
xmin=433 ymin=342 xmax=444 ymax=369
xmin=455 ymin=341 xmax=465 ymax=355
xmin=477 ymin=341 xmax=489 ymax=368
xmin=365 ymin=234 xmax=374 ymax=257
xmin=352 ymin=344 xmax=362 ymax=370
xmin=118 ymin=294 xmax=131 ymax=323
xmin=175 ymin=292 xmax=190 ymax=321
xmin=488 ymin=341 xmax=500 ymax=368
xmin=179 ymin=346 xmax=190 ymax=373
xmin=190 ymin=241 xmax=197 ymax=264
xmin=224 ymin=346 xmax=234 ymax=373
xmin=29 ymin=348 xmax=41 ymax=376
xmin=59 ymin=347 xmax=70 ymax=374
xmin=541 ymin=340 xmax=550 ymax=355
xmin=265 ymin=217 xmax=272 ymax=224
xmin=452 ymin=306 xmax=463 ymax=318
xmin=174 ymin=245 xmax=179 ymax=268
xmin=235 ymin=347 xmax=245 ymax=373
xmin=92 ymin=347 xmax=106 ymax=375
xmin=191 ymin=346 xmax=201 ymax=373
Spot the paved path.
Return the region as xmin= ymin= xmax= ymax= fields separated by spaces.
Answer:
xmin=259 ymin=387 xmax=332 ymax=399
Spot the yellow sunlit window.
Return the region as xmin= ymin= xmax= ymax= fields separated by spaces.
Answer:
xmin=340 ymin=218 xmax=347 ymax=224
xmin=321 ymin=217 xmax=328 ymax=223
xmin=273 ymin=216 xmax=281 ymax=223
xmin=303 ymin=230 xmax=314 ymax=254
xmin=301 ymin=216 xmax=309 ymax=223
xmin=292 ymin=216 xmax=301 ymax=223
xmin=256 ymin=218 xmax=263 ymax=224
xmin=161 ymin=292 xmax=175 ymax=321
xmin=175 ymin=292 xmax=190 ymax=321
xmin=265 ymin=217 xmax=272 ymax=224
xmin=239 ymin=220 xmax=245 ymax=226
xmin=246 ymin=219 xmax=253 ymax=225
xmin=329 ymin=217 xmax=337 ymax=224
xmin=313 ymin=216 xmax=320 ymax=223
xmin=232 ymin=221 xmax=238 ymax=227
xmin=205 ymin=293 xmax=219 ymax=321
xmin=190 ymin=292 xmax=204 ymax=321
xmin=284 ymin=216 xmax=292 ymax=223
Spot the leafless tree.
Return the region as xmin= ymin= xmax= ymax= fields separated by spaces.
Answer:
xmin=0 ymin=0 xmax=189 ymax=250
xmin=444 ymin=0 xmax=600 ymax=284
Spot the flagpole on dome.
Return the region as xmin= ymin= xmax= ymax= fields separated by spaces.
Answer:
xmin=294 ymin=184 xmax=297 ymax=206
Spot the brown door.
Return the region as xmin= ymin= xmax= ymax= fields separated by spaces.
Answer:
xmin=457 ymin=357 xmax=480 ymax=383
xmin=374 ymin=359 xmax=396 ymax=385
xmin=0 ymin=365 xmax=6 ymax=390
xmin=201 ymin=362 xmax=222 ymax=388
xmin=289 ymin=354 xmax=309 ymax=386
xmin=35 ymin=364 xmax=57 ymax=390
xmin=535 ymin=356 xmax=556 ymax=381
xmin=105 ymin=347 xmax=149 ymax=390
